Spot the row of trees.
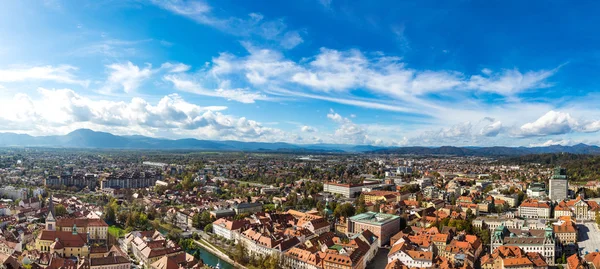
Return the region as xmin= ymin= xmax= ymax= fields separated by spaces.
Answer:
xmin=230 ymin=242 xmax=279 ymax=269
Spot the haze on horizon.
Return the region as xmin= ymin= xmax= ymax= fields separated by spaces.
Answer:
xmin=1 ymin=0 xmax=600 ymax=147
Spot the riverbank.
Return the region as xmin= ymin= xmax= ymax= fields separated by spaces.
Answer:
xmin=195 ymin=238 xmax=247 ymax=269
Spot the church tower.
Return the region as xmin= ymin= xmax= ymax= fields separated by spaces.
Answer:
xmin=45 ymin=195 xmax=56 ymax=231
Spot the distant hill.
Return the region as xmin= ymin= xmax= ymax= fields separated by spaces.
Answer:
xmin=371 ymin=144 xmax=600 ymax=156
xmin=1 ymin=129 xmax=600 ymax=155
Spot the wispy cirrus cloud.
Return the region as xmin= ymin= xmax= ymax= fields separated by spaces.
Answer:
xmin=70 ymin=39 xmax=153 ymax=58
xmin=151 ymin=0 xmax=304 ymax=49
xmin=0 ymin=65 xmax=90 ymax=87
xmin=187 ymin=44 xmax=560 ymax=118
xmin=164 ymin=74 xmax=268 ymax=104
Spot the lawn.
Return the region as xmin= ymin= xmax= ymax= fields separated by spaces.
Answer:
xmin=108 ymin=225 xmax=125 ymax=238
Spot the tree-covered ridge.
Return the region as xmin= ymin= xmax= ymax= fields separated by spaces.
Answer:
xmin=501 ymin=153 xmax=600 ymax=181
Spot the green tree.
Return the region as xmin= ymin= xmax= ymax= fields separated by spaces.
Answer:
xmin=232 ymin=241 xmax=248 ymax=264
xmin=334 ymin=203 xmax=356 ymax=218
xmin=204 ymin=223 xmax=213 ymax=233
xmin=355 ymin=194 xmax=367 ymax=214
xmin=55 ymin=204 xmax=67 ymax=217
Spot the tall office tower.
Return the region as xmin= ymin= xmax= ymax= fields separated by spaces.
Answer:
xmin=549 ymin=167 xmax=568 ymax=201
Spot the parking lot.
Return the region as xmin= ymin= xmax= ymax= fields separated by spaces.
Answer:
xmin=578 ymin=222 xmax=600 ymax=255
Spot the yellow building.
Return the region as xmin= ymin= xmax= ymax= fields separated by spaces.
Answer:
xmin=362 ymin=191 xmax=401 ymax=204
xmin=55 ymin=218 xmax=109 ymax=241
xmin=36 ymin=228 xmax=90 ymax=258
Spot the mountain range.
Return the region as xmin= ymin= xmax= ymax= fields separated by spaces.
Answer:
xmin=1 ymin=129 xmax=600 ymax=156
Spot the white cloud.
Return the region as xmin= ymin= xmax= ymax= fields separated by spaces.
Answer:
xmin=151 ymin=0 xmax=303 ymax=49
xmin=280 ymin=31 xmax=304 ymax=49
xmin=301 ymin=125 xmax=316 ymax=133
xmin=327 ymin=109 xmax=371 ymax=144
xmin=206 ymin=46 xmax=558 ymax=117
xmin=70 ymin=39 xmax=152 ymax=58
xmin=326 ymin=109 xmax=343 ymax=122
xmin=517 ymin=110 xmax=600 ymax=137
xmin=529 ymin=139 xmax=573 ymax=147
xmin=480 ymin=118 xmax=503 ymax=137
xmin=104 ymin=62 xmax=153 ymax=93
xmin=160 ymin=62 xmax=191 ymax=73
xmin=0 ymin=65 xmax=89 ymax=87
xmin=0 ymin=89 xmax=292 ymax=142
xmin=164 ymin=75 xmax=268 ymax=104
xmin=467 ymin=68 xmax=557 ymax=95
xmin=405 ymin=122 xmax=476 ymax=146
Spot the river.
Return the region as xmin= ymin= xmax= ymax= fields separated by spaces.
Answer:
xmin=198 ymin=245 xmax=235 ymax=269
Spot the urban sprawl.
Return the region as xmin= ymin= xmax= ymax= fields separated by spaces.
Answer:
xmin=0 ymin=149 xmax=599 ymax=269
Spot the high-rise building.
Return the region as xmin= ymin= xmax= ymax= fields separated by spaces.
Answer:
xmin=549 ymin=167 xmax=568 ymax=201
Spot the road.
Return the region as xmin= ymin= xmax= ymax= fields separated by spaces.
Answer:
xmin=578 ymin=222 xmax=600 ymax=255
xmin=367 ymin=248 xmax=389 ymax=269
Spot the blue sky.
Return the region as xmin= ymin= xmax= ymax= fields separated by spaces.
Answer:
xmin=2 ymin=0 xmax=600 ymax=146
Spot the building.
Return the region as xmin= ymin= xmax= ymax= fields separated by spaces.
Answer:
xmin=100 ymin=171 xmax=161 ymax=189
xmin=323 ymin=181 xmax=380 ymax=198
xmin=45 ymin=173 xmax=97 ymax=190
xmin=363 ymin=191 xmax=402 ymax=204
xmin=438 ymin=235 xmax=483 ymax=268
xmin=348 ymin=212 xmax=401 ymax=247
xmin=490 ymin=193 xmax=518 ymax=207
xmin=212 ymin=218 xmax=248 ymax=241
xmin=387 ymin=239 xmax=434 ymax=268
xmin=549 ymin=167 xmax=568 ymax=201
xmin=36 ymin=229 xmax=90 ymax=258
xmin=51 ymin=218 xmax=109 ymax=242
xmin=527 ymin=182 xmax=547 ymax=198
xmin=233 ymin=202 xmax=263 ymax=215
xmin=150 ymin=253 xmax=201 ymax=269
xmin=554 ymin=201 xmax=573 ymax=219
xmin=282 ymin=230 xmax=378 ymax=269
xmin=570 ymin=195 xmax=600 ymax=221
xmin=125 ymin=230 xmax=184 ymax=268
xmin=553 ymin=217 xmax=578 ymax=245
xmin=490 ymin=225 xmax=556 ymax=266
xmin=480 ymin=246 xmax=549 ymax=269
xmin=79 ymin=250 xmax=132 ymax=269
xmin=239 ymin=228 xmax=300 ymax=257
xmin=518 ymin=199 xmax=551 ymax=219
xmin=283 ymin=247 xmax=322 ymax=269
xmin=0 ymin=186 xmax=28 ymax=201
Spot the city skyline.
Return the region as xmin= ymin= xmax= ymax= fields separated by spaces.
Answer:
xmin=2 ymin=0 xmax=600 ymax=147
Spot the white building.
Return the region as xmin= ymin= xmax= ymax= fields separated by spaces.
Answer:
xmin=388 ymin=238 xmax=433 ymax=268
xmin=517 ymin=200 xmax=551 ymax=219
xmin=323 ymin=181 xmax=379 ymax=198
xmin=212 ymin=218 xmax=248 ymax=241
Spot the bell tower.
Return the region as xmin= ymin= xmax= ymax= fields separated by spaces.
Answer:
xmin=45 ymin=195 xmax=56 ymax=231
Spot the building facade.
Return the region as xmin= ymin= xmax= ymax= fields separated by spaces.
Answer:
xmin=549 ymin=167 xmax=568 ymax=201
xmin=348 ymin=212 xmax=400 ymax=247
xmin=490 ymin=225 xmax=556 ymax=266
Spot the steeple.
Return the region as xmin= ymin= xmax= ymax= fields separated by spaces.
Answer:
xmin=72 ymin=223 xmax=78 ymax=235
xmin=45 ymin=195 xmax=56 ymax=231
xmin=47 ymin=195 xmax=55 ymax=219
